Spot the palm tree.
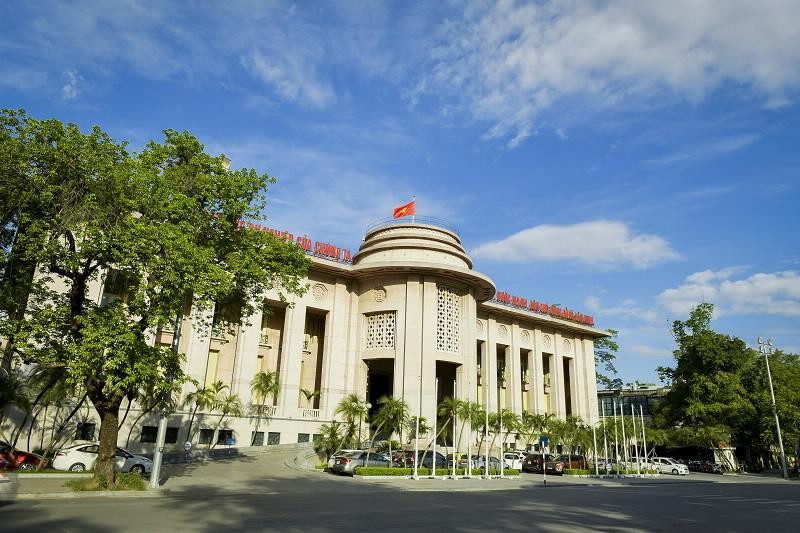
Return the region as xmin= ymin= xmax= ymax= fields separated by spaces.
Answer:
xmin=314 ymin=421 xmax=343 ymax=465
xmin=366 ymin=395 xmax=409 ymax=464
xmin=405 ymin=416 xmax=431 ymax=441
xmin=183 ymin=380 xmax=225 ymax=445
xmin=250 ymin=370 xmax=279 ymax=445
xmin=211 ymin=391 xmax=244 ymax=448
xmin=469 ymin=402 xmax=488 ymax=457
xmin=499 ymin=409 xmax=519 ymax=455
xmin=436 ymin=397 xmax=462 ymax=448
xmin=455 ymin=400 xmax=473 ymax=462
xmin=335 ymin=394 xmax=368 ymax=449
xmin=0 ymin=367 xmax=30 ymax=442
xmin=300 ymin=388 xmax=321 ymax=409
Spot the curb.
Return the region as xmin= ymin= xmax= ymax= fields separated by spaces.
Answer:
xmin=14 ymin=473 xmax=93 ymax=479
xmin=12 ymin=488 xmax=163 ymax=500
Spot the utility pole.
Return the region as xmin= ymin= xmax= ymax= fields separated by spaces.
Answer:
xmin=758 ymin=338 xmax=789 ymax=480
xmin=149 ymin=310 xmax=183 ymax=489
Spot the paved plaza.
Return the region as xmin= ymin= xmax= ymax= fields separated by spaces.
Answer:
xmin=2 ymin=449 xmax=798 ymax=532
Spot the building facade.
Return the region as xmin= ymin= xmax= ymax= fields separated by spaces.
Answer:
xmin=7 ymin=220 xmax=608 ymax=454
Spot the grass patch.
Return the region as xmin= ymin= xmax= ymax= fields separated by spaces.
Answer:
xmin=314 ymin=464 xmax=327 ymax=470
xmin=66 ymin=472 xmax=148 ymax=492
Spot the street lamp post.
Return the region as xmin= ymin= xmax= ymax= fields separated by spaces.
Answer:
xmin=757 ymin=337 xmax=789 ymax=480
xmin=359 ymin=402 xmax=371 ymax=448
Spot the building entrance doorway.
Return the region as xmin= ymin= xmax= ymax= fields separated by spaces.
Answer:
xmin=365 ymin=358 xmax=394 ymax=434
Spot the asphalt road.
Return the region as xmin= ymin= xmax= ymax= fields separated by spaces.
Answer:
xmin=2 ymin=450 xmax=799 ymax=532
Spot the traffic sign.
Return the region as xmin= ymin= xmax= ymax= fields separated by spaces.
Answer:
xmin=539 ymin=435 xmax=549 ymax=448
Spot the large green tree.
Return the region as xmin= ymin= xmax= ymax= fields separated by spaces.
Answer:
xmin=594 ymin=329 xmax=622 ymax=389
xmin=655 ymin=303 xmax=755 ymax=433
xmin=1 ymin=110 xmax=310 ymax=484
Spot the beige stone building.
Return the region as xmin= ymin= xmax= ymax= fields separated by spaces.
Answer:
xmin=7 ymin=220 xmax=608 ymax=454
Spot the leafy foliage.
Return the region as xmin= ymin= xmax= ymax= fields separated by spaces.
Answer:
xmin=595 ymin=329 xmax=622 ymax=389
xmin=0 ymin=110 xmax=309 ymax=483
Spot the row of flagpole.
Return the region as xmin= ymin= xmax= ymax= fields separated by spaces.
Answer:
xmin=410 ymin=384 xmax=655 ymax=480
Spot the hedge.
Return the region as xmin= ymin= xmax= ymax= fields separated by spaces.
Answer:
xmin=353 ymin=467 xmax=521 ymax=476
xmin=563 ymin=469 xmax=591 ymax=475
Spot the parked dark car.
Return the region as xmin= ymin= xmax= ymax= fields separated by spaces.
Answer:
xmin=544 ymin=454 xmax=587 ymax=475
xmin=0 ymin=440 xmax=47 ymax=471
xmin=393 ymin=450 xmax=447 ymax=468
xmin=521 ymin=453 xmax=554 ymax=473
xmin=330 ymin=451 xmax=392 ymax=476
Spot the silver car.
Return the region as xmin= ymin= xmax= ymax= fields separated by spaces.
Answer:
xmin=330 ymin=451 xmax=391 ymax=476
xmin=52 ymin=443 xmax=153 ymax=475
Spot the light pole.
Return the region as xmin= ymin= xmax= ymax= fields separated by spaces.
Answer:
xmin=359 ymin=402 xmax=371 ymax=448
xmin=757 ymin=337 xmax=789 ymax=480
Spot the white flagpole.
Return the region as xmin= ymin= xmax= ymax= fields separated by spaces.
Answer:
xmin=413 ymin=372 xmax=421 ymax=480
xmin=620 ymin=400 xmax=628 ymax=473
xmin=612 ymin=399 xmax=619 ymax=475
xmin=603 ymin=418 xmax=609 ymax=477
xmin=640 ymin=405 xmax=649 ymax=472
xmin=500 ymin=408 xmax=504 ymax=478
xmin=452 ymin=380 xmax=457 ymax=479
xmin=411 ymin=194 xmax=416 ymax=224
xmin=592 ymin=419 xmax=599 ymax=476
xmin=484 ymin=386 xmax=489 ymax=479
xmin=433 ymin=378 xmax=438 ymax=478
xmin=631 ymin=403 xmax=640 ymax=475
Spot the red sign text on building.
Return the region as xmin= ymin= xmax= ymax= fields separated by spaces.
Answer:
xmin=494 ymin=291 xmax=594 ymax=326
xmin=241 ymin=222 xmax=353 ymax=263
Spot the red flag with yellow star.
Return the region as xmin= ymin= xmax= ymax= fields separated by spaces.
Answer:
xmin=392 ymin=200 xmax=416 ymax=219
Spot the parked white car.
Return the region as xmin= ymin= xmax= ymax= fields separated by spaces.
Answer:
xmin=52 ymin=443 xmax=153 ymax=475
xmin=652 ymin=457 xmax=689 ymax=475
xmin=503 ymin=453 xmax=523 ymax=470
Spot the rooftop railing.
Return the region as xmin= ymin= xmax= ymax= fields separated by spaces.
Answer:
xmin=364 ymin=216 xmax=461 ymax=238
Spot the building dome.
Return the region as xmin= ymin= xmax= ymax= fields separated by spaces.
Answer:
xmin=352 ymin=220 xmax=496 ymax=302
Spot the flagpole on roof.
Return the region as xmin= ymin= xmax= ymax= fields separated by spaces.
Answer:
xmin=411 ymin=195 xmax=416 ymax=224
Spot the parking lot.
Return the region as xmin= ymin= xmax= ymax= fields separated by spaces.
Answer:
xmin=2 ymin=447 xmax=799 ymax=532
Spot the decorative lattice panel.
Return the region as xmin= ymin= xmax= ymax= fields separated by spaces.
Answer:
xmin=436 ymin=286 xmax=461 ymax=352
xmin=365 ymin=312 xmax=396 ymax=349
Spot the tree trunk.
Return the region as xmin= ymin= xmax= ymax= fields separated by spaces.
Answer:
xmin=26 ymin=408 xmax=40 ymax=452
xmin=252 ymin=406 xmax=263 ymax=445
xmin=185 ymin=405 xmax=199 ymax=445
xmin=89 ymin=387 xmax=124 ymax=486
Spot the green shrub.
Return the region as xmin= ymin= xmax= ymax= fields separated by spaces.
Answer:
xmin=66 ymin=472 xmax=148 ymax=492
xmin=314 ymin=464 xmax=327 ymax=470
xmin=352 ymin=467 xmax=519 ymax=476
xmin=563 ymin=469 xmax=591 ymax=475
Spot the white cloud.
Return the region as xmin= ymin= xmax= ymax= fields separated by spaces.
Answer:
xmin=643 ymin=134 xmax=760 ymax=166
xmin=414 ymin=0 xmax=800 ymax=147
xmin=584 ymin=295 xmax=660 ymax=323
xmin=472 ymin=220 xmax=681 ymax=269
xmin=658 ymin=269 xmax=800 ymax=317
xmin=61 ymin=69 xmax=80 ymax=99
xmin=628 ymin=344 xmax=671 ymax=359
xmin=242 ymin=53 xmax=336 ymax=109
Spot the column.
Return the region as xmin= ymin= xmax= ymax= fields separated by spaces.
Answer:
xmin=230 ymin=305 xmax=263 ymax=401
xmin=485 ymin=315 xmax=498 ymax=412
xmin=182 ymin=300 xmax=214 ymax=398
xmin=553 ymin=332 xmax=566 ymax=418
xmin=319 ymin=278 xmax=350 ymax=420
xmin=278 ymin=300 xmax=307 ymax=415
xmin=401 ymin=276 xmax=423 ymax=427
xmin=532 ymin=328 xmax=545 ymax=415
xmin=419 ymin=277 xmax=438 ymax=431
xmin=583 ymin=338 xmax=600 ymax=422
xmin=509 ymin=322 xmax=523 ymax=415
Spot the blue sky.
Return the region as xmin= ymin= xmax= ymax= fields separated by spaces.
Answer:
xmin=3 ymin=0 xmax=799 ymax=385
